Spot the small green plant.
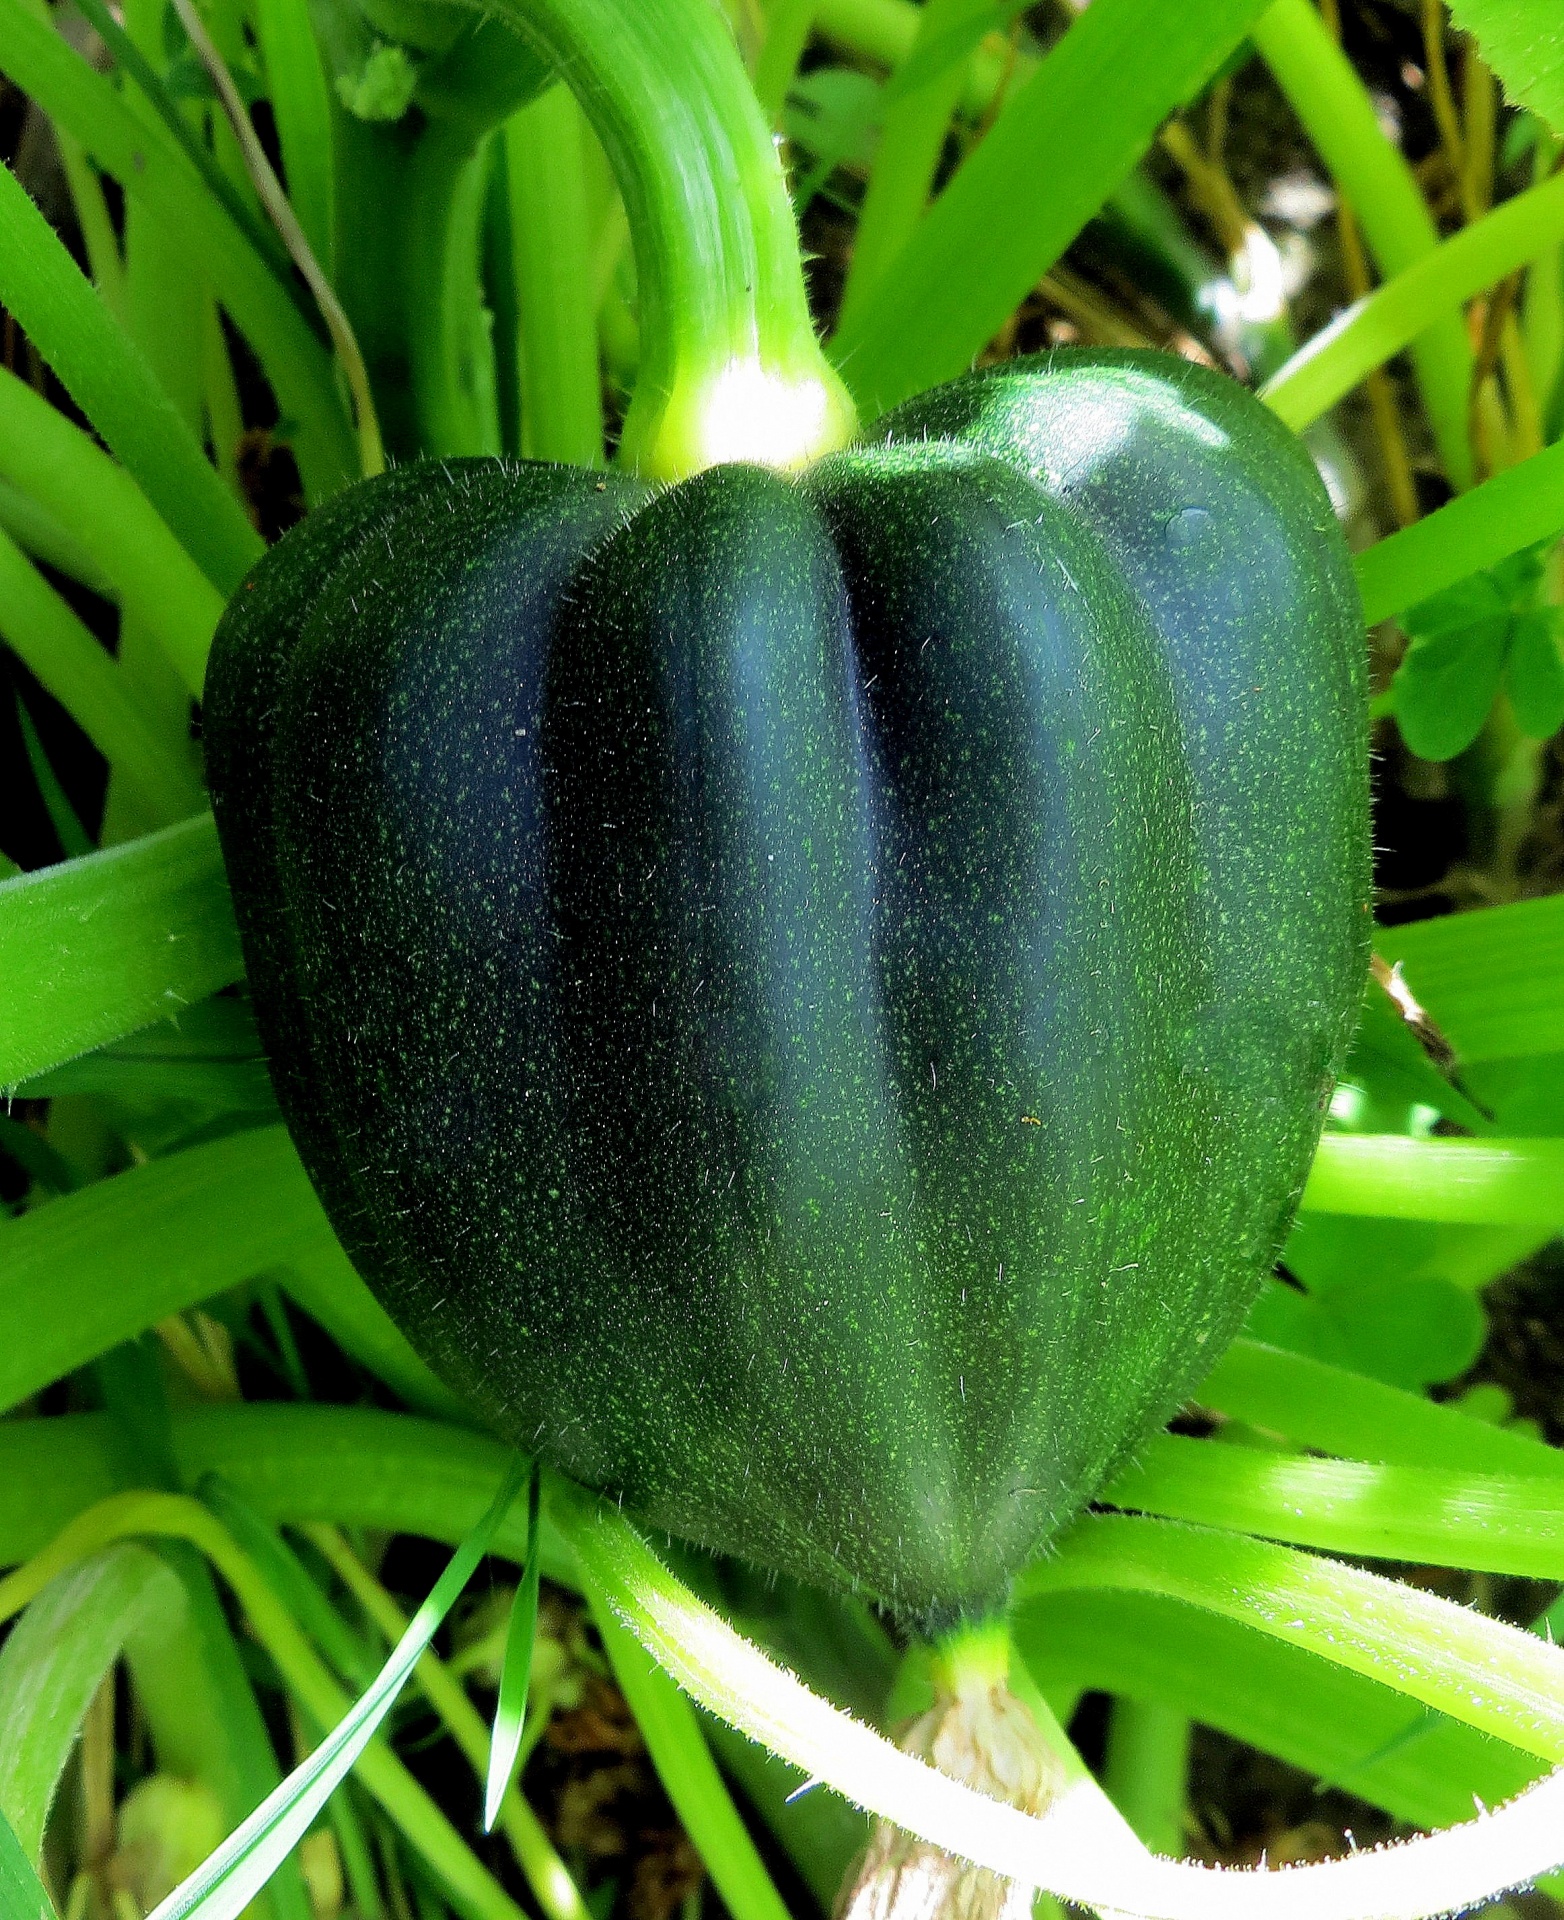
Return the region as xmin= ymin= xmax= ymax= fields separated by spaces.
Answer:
xmin=2 ymin=0 xmax=1564 ymax=1918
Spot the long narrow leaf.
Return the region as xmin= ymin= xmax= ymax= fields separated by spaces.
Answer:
xmin=0 ymin=522 xmax=202 ymax=824
xmin=1377 ymin=892 xmax=1564 ymax=1064
xmin=1264 ymin=167 xmax=1564 ymax=432
xmin=0 ymin=1544 xmax=181 ymax=1861
xmin=483 ymin=1473 xmax=541 ymax=1832
xmin=0 ymin=1806 xmax=53 ymax=1920
xmin=1107 ymin=1435 xmax=1564 ymax=1580
xmin=0 ymin=814 xmax=241 ymax=1088
xmin=1197 ymin=1337 xmax=1564 ymax=1477
xmin=1303 ymin=1133 xmax=1564 ymax=1227
xmin=1252 ymin=0 xmax=1472 ymax=486
xmin=1356 ymin=437 xmax=1564 ymax=624
xmin=0 ymin=1127 xmax=323 ymax=1414
xmin=585 ymin=1572 xmax=793 ymax=1920
xmin=148 ymin=1457 xmax=526 ymax=1920
xmin=0 ymin=365 xmax=223 ymax=682
xmin=0 ymin=160 xmax=261 ymax=595
xmin=0 ymin=0 xmax=355 ymax=501
xmin=828 ymin=0 xmax=1271 ymax=416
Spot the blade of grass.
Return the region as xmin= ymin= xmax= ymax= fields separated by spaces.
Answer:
xmin=583 ymin=1573 xmax=793 ymax=1920
xmin=1197 ymin=1336 xmax=1564 ymax=1477
xmin=1252 ymin=0 xmax=1473 ymax=487
xmin=834 ymin=0 xmax=989 ymax=334
xmin=304 ymin=1522 xmax=591 ymax=1920
xmin=1264 ymin=166 xmax=1564 ymax=432
xmin=508 ymin=86 xmax=604 ymax=467
xmin=0 ymin=1126 xmax=323 ymax=1415
xmin=0 ymin=474 xmax=114 ymax=597
xmin=0 ymin=1806 xmax=53 ymax=1920
xmin=0 ymin=0 xmax=355 ymax=500
xmin=827 ymin=0 xmax=1272 ymax=417
xmin=1303 ymin=1132 xmax=1564 ymax=1226
xmin=1014 ymin=1587 xmax=1546 ymax=1837
xmin=1376 ymin=892 xmax=1564 ymax=1063
xmin=0 ymin=160 xmax=262 ymax=595
xmin=483 ymin=1472 xmax=541 ymax=1832
xmin=0 ymin=1542 xmax=182 ymax=1862
xmin=0 ymin=366 xmax=223 ymax=689
xmin=250 ymin=0 xmax=335 ymax=266
xmin=0 ymin=525 xmax=202 ymax=825
xmin=0 ymin=1477 xmax=528 ymax=1920
xmin=1107 ymin=1434 xmax=1564 ymax=1579
xmin=126 ymin=1542 xmax=313 ymax=1920
xmin=0 ymin=813 xmax=241 ymax=1088
xmin=1356 ymin=436 xmax=1564 ymax=623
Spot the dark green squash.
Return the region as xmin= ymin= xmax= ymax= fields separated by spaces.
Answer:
xmin=205 ymin=350 xmax=1369 ymax=1627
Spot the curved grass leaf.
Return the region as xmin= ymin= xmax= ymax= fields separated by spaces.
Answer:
xmin=0 ymin=1542 xmax=181 ymax=1862
xmin=1198 ymin=1336 xmax=1564 ymax=1475
xmin=1376 ymin=892 xmax=1564 ymax=1065
xmin=483 ymin=1471 xmax=541 ymax=1833
xmin=1107 ymin=1434 xmax=1564 ymax=1580
xmin=828 ymin=0 xmax=1272 ymax=415
xmin=145 ymin=1458 xmax=526 ymax=1920
xmin=0 ymin=0 xmax=355 ymax=502
xmin=0 ymin=814 xmax=241 ymax=1089
xmin=0 ymin=366 xmax=224 ymax=680
xmin=1304 ymin=1132 xmax=1564 ymax=1226
xmin=0 ymin=160 xmax=261 ymax=597
xmin=0 ymin=1126 xmax=322 ymax=1415
xmin=0 ymin=1806 xmax=53 ymax=1920
xmin=1356 ymin=438 xmax=1564 ymax=625
xmin=1264 ymin=166 xmax=1564 ymax=432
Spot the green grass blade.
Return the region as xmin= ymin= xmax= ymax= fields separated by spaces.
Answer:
xmin=1356 ymin=438 xmax=1564 ymax=625
xmin=483 ymin=1472 xmax=541 ymax=1832
xmin=248 ymin=0 xmax=335 ymax=266
xmin=0 ymin=1805 xmax=54 ymax=1920
xmin=0 ymin=1542 xmax=182 ymax=1861
xmin=0 ymin=814 xmax=241 ymax=1087
xmin=122 ymin=1542 xmax=312 ymax=1920
xmin=0 ymin=1409 xmax=544 ymax=1579
xmin=0 ymin=0 xmax=355 ymax=502
xmin=1108 ymin=1435 xmax=1564 ymax=1580
xmin=0 ymin=472 xmax=114 ymax=597
xmin=146 ymin=1457 xmax=526 ymax=1920
xmin=0 ymin=366 xmax=224 ymax=686
xmin=1251 ymin=0 xmax=1473 ymax=487
xmin=1022 ymin=1514 xmax=1564 ymax=1760
xmin=1377 ymin=892 xmax=1564 ymax=1064
xmin=1264 ymin=166 xmax=1564 ymax=433
xmin=0 ymin=1127 xmax=324 ymax=1415
xmin=1303 ymin=1133 xmax=1564 ymax=1226
xmin=0 ymin=524 xmax=202 ymax=825
xmin=828 ymin=0 xmax=1271 ymax=417
xmin=1197 ymin=1336 xmax=1564 ymax=1477
xmin=0 ymin=160 xmax=262 ymax=596
xmin=1014 ymin=1587 xmax=1546 ymax=1836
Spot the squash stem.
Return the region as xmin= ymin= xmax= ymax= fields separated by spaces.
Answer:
xmin=486 ymin=0 xmax=857 ymax=478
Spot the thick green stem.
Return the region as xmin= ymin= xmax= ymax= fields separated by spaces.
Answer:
xmin=492 ymin=0 xmax=855 ymax=476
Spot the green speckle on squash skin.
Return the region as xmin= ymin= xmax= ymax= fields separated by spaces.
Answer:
xmin=204 ymin=349 xmax=1370 ymax=1632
